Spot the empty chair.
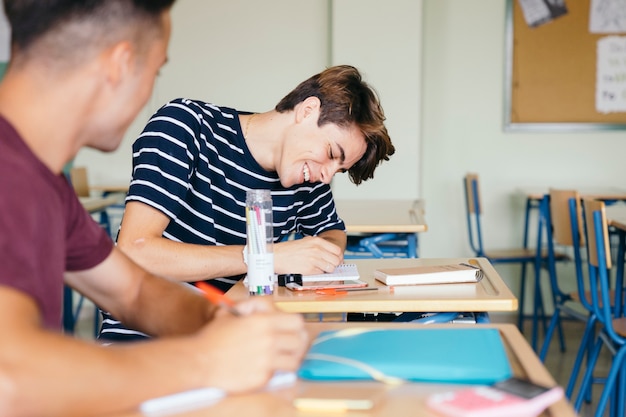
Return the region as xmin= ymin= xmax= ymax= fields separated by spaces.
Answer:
xmin=573 ymin=199 xmax=626 ymax=417
xmin=463 ymin=173 xmax=567 ymax=344
xmin=538 ymin=190 xmax=602 ymax=402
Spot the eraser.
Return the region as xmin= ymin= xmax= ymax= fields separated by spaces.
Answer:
xmin=277 ymin=274 xmax=303 ymax=287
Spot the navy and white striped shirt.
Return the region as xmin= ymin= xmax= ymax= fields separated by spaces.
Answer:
xmin=99 ymin=98 xmax=345 ymax=342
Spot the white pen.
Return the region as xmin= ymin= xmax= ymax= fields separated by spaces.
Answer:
xmin=139 ymin=387 xmax=225 ymax=417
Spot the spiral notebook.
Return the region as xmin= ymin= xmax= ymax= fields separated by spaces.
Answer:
xmin=298 ymin=328 xmax=512 ymax=385
xmin=302 ymin=263 xmax=360 ymax=283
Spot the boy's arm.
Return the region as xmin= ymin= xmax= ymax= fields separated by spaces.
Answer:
xmin=0 ymin=249 xmax=307 ymax=417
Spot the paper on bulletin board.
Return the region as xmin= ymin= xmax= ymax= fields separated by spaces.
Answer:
xmin=596 ymin=36 xmax=626 ymax=114
xmin=517 ymin=0 xmax=568 ymax=28
xmin=589 ymin=0 xmax=626 ymax=34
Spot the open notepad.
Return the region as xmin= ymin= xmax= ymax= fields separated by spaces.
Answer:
xmin=374 ymin=263 xmax=483 ymax=286
xmin=302 ymin=263 xmax=360 ymax=283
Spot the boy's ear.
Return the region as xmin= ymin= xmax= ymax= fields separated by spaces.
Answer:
xmin=101 ymin=40 xmax=133 ymax=86
xmin=295 ymin=96 xmax=321 ymax=123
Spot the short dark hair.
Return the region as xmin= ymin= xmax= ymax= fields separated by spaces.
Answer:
xmin=4 ymin=0 xmax=175 ymax=64
xmin=276 ymin=65 xmax=395 ymax=185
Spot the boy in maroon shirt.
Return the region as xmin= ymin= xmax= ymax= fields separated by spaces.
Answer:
xmin=0 ymin=1 xmax=307 ymax=416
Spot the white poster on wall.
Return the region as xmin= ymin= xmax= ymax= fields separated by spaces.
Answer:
xmin=589 ymin=0 xmax=626 ymax=34
xmin=596 ymin=36 xmax=626 ymax=113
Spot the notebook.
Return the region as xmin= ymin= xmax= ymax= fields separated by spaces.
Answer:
xmin=302 ymin=263 xmax=360 ymax=282
xmin=374 ymin=263 xmax=483 ymax=286
xmin=298 ymin=328 xmax=512 ymax=385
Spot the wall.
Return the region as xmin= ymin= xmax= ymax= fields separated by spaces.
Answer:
xmin=420 ymin=0 xmax=626 ymax=311
xmin=75 ymin=0 xmax=422 ymax=202
xmin=330 ymin=0 xmax=422 ymax=199
xmin=74 ymin=0 xmax=626 ymax=312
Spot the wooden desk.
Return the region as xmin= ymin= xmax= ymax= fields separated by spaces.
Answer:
xmin=79 ymin=195 xmax=122 ymax=213
xmin=519 ymin=186 xmax=626 ymax=203
xmin=112 ymin=323 xmax=575 ymax=417
xmin=66 ymin=195 xmax=124 ymax=334
xmin=335 ymin=199 xmax=427 ymax=258
xmin=89 ymin=183 xmax=130 ymax=194
xmin=335 ymin=199 xmax=427 ymax=234
xmin=228 ymin=258 xmax=518 ymax=313
xmin=517 ymin=186 xmax=626 ymax=252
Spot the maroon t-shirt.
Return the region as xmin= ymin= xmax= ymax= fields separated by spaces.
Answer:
xmin=0 ymin=116 xmax=113 ymax=330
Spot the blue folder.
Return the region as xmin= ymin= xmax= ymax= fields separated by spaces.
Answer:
xmin=298 ymin=328 xmax=512 ymax=385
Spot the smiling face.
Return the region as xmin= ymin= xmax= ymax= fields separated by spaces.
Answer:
xmin=277 ymin=98 xmax=367 ymax=188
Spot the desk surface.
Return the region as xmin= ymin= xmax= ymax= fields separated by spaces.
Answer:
xmin=334 ymin=199 xmax=427 ymax=233
xmin=518 ymin=186 xmax=626 ymax=201
xmin=113 ymin=323 xmax=575 ymax=417
xmin=79 ymin=195 xmax=122 ymax=213
xmin=227 ymin=258 xmax=518 ymax=313
xmin=606 ymin=204 xmax=626 ymax=231
xmin=90 ymin=183 xmax=130 ymax=193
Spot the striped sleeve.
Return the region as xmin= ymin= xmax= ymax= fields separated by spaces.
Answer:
xmin=127 ymin=100 xmax=201 ymax=220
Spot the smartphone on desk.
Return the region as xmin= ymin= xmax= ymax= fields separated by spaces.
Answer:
xmin=426 ymin=377 xmax=564 ymax=417
xmin=286 ymin=279 xmax=368 ymax=291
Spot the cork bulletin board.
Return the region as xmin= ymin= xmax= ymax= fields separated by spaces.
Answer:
xmin=504 ymin=0 xmax=626 ymax=131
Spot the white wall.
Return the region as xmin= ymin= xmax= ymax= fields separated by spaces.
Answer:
xmin=420 ymin=0 xmax=626 ymax=312
xmin=75 ymin=0 xmax=330 ymax=184
xmin=330 ymin=0 xmax=422 ymax=199
xmin=75 ymin=0 xmax=422 ymax=199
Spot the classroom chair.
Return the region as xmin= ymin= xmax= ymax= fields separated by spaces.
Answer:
xmin=535 ymin=191 xmax=585 ymax=362
xmin=537 ymin=190 xmax=603 ymax=403
xmin=463 ymin=173 xmax=567 ymax=339
xmin=573 ymin=200 xmax=626 ymax=417
xmin=539 ymin=191 xmax=618 ymax=403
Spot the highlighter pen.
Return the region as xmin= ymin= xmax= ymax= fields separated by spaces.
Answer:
xmin=195 ymin=281 xmax=241 ymax=317
xmin=140 ymin=387 xmax=225 ymax=417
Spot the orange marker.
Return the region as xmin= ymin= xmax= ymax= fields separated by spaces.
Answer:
xmin=196 ymin=281 xmax=241 ymax=316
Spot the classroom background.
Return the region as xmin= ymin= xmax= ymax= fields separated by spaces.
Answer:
xmin=74 ymin=0 xmax=626 ymax=315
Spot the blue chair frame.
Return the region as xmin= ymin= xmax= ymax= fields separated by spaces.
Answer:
xmin=573 ymin=200 xmax=626 ymax=417
xmin=345 ymin=233 xmax=418 ymax=259
xmin=463 ymin=173 xmax=553 ymax=340
xmin=537 ymin=193 xmax=601 ymax=402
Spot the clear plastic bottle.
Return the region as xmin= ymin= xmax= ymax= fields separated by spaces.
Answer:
xmin=245 ymin=189 xmax=274 ymax=295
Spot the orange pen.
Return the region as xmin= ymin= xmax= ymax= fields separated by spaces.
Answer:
xmin=315 ymin=288 xmax=378 ymax=296
xmin=196 ymin=281 xmax=241 ymax=316
xmin=315 ymin=289 xmax=348 ymax=296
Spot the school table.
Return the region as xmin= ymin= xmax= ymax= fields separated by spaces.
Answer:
xmin=63 ymin=195 xmax=124 ymax=333
xmin=227 ymin=257 xmax=518 ymax=314
xmin=517 ymin=186 xmax=626 ymax=256
xmin=89 ymin=183 xmax=130 ymax=194
xmin=79 ymin=195 xmax=122 ymax=214
xmin=334 ymin=199 xmax=427 ymax=258
xmin=111 ymin=323 xmax=575 ymax=417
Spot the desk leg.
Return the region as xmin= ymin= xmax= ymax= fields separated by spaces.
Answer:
xmin=615 ymin=230 xmax=625 ymax=318
xmin=63 ymin=285 xmax=74 ymax=333
xmin=518 ymin=197 xmax=539 ymax=331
